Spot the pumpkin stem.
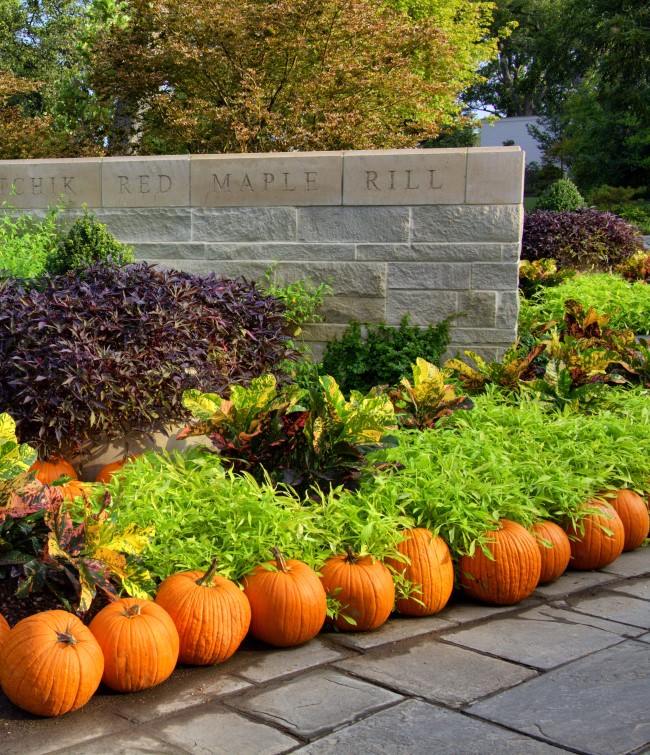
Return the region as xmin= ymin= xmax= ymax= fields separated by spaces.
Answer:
xmin=123 ymin=603 xmax=142 ymax=618
xmin=271 ymin=547 xmax=289 ymax=573
xmin=56 ymin=622 xmax=78 ymax=646
xmin=196 ymin=557 xmax=220 ymax=587
xmin=344 ymin=545 xmax=359 ymax=564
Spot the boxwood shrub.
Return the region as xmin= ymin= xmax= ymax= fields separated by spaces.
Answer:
xmin=0 ymin=262 xmax=293 ymax=458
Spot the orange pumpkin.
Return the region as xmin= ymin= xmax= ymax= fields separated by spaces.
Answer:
xmin=95 ymin=456 xmax=138 ymax=484
xmin=29 ymin=456 xmax=78 ymax=485
xmin=155 ymin=558 xmax=251 ymax=665
xmin=531 ymin=521 xmax=572 ymax=584
xmin=565 ymin=500 xmax=625 ymax=570
xmin=243 ymin=548 xmax=327 ymax=647
xmin=385 ymin=529 xmax=454 ymax=616
xmin=0 ymin=610 xmax=104 ymax=717
xmin=319 ymin=546 xmax=395 ymax=631
xmin=600 ymin=490 xmax=649 ymax=552
xmin=459 ymin=519 xmax=542 ymax=605
xmin=58 ymin=479 xmax=92 ymax=502
xmin=0 ymin=613 xmax=10 ymax=647
xmin=88 ymin=597 xmax=179 ymax=692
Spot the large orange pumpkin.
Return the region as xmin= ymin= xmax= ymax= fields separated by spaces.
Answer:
xmin=95 ymin=456 xmax=139 ymax=484
xmin=319 ymin=546 xmax=395 ymax=631
xmin=88 ymin=597 xmax=179 ymax=692
xmin=531 ymin=521 xmax=572 ymax=584
xmin=155 ymin=558 xmax=251 ymax=665
xmin=29 ymin=456 xmax=78 ymax=485
xmin=243 ymin=548 xmax=327 ymax=647
xmin=459 ymin=519 xmax=542 ymax=605
xmin=600 ymin=490 xmax=649 ymax=552
xmin=0 ymin=614 xmax=10 ymax=647
xmin=0 ymin=610 xmax=104 ymax=717
xmin=565 ymin=500 xmax=625 ymax=570
xmin=385 ymin=529 xmax=454 ymax=616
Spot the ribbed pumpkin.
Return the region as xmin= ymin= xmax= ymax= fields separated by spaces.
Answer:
xmin=29 ymin=456 xmax=78 ymax=485
xmin=0 ymin=610 xmax=104 ymax=717
xmin=600 ymin=490 xmax=650 ymax=552
xmin=243 ymin=548 xmax=327 ymax=647
xmin=95 ymin=456 xmax=138 ymax=484
xmin=459 ymin=519 xmax=542 ymax=605
xmin=564 ymin=500 xmax=625 ymax=570
xmin=88 ymin=597 xmax=179 ymax=692
xmin=155 ymin=558 xmax=251 ymax=665
xmin=320 ymin=546 xmax=395 ymax=631
xmin=59 ymin=479 xmax=92 ymax=502
xmin=531 ymin=521 xmax=572 ymax=584
xmin=385 ymin=529 xmax=454 ymax=616
xmin=0 ymin=613 xmax=10 ymax=647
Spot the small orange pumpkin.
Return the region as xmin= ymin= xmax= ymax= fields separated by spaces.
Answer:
xmin=58 ymin=479 xmax=92 ymax=502
xmin=95 ymin=456 xmax=138 ymax=484
xmin=564 ymin=500 xmax=625 ymax=570
xmin=599 ymin=490 xmax=649 ymax=552
xmin=155 ymin=558 xmax=251 ymax=665
xmin=88 ymin=597 xmax=179 ymax=692
xmin=319 ymin=546 xmax=395 ymax=631
xmin=29 ymin=455 xmax=78 ymax=485
xmin=385 ymin=529 xmax=454 ymax=616
xmin=459 ymin=519 xmax=542 ymax=605
xmin=243 ymin=547 xmax=327 ymax=647
xmin=531 ymin=521 xmax=572 ymax=584
xmin=0 ymin=614 xmax=10 ymax=647
xmin=0 ymin=610 xmax=104 ymax=717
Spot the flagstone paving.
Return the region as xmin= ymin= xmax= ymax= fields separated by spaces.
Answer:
xmin=0 ymin=547 xmax=648 ymax=755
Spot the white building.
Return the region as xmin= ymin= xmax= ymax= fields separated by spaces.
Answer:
xmin=480 ymin=116 xmax=544 ymax=165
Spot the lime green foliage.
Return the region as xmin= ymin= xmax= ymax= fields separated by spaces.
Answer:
xmin=388 ymin=358 xmax=474 ymax=429
xmin=108 ymin=448 xmax=412 ymax=582
xmin=365 ymin=386 xmax=650 ymax=557
xmin=525 ymin=273 xmax=650 ymax=334
xmin=260 ymin=266 xmax=333 ymax=335
xmin=536 ymin=178 xmax=585 ymax=212
xmin=0 ymin=201 xmax=62 ymax=279
xmin=444 ymin=342 xmax=546 ymax=393
xmin=0 ymin=413 xmax=37 ymax=505
xmin=46 ymin=206 xmax=134 ymax=275
xmin=518 ymin=258 xmax=576 ymax=299
xmin=321 ymin=315 xmax=453 ymax=395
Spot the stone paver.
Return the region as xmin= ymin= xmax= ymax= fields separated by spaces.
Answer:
xmin=322 ymin=614 xmax=457 ymax=650
xmin=58 ymin=733 xmax=188 ymax=754
xmin=440 ymin=604 xmax=640 ymax=669
xmin=293 ymin=699 xmax=567 ymax=754
xmin=569 ymin=592 xmax=650 ymax=630
xmin=229 ymin=668 xmax=403 ymax=738
xmin=610 ymin=577 xmax=650 ymax=601
xmin=600 ymin=547 xmax=650 ymax=577
xmin=467 ymin=639 xmax=650 ymax=755
xmin=334 ymin=635 xmax=537 ymax=707
xmin=532 ymin=568 xmax=622 ymax=598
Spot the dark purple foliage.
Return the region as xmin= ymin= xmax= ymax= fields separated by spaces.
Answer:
xmin=0 ymin=262 xmax=293 ymax=457
xmin=522 ymin=209 xmax=645 ymax=271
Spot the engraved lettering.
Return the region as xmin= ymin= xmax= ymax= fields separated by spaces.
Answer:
xmin=50 ymin=177 xmax=56 ymax=194
xmin=158 ymin=174 xmax=172 ymax=193
xmin=241 ymin=174 xmax=253 ymax=191
xmin=263 ymin=172 xmax=275 ymax=190
xmin=389 ymin=170 xmax=396 ymax=190
xmin=428 ymin=169 xmax=443 ymax=190
xmin=63 ymin=177 xmax=75 ymax=194
xmin=282 ymin=172 xmax=296 ymax=191
xmin=13 ymin=178 xmax=24 ymax=195
xmin=405 ymin=170 xmax=419 ymax=190
xmin=365 ymin=171 xmax=379 ymax=190
xmin=139 ymin=175 xmax=150 ymax=193
xmin=213 ymin=174 xmax=231 ymax=191
xmin=119 ymin=176 xmax=131 ymax=194
xmin=0 ymin=177 xmax=7 ymax=193
xmin=31 ymin=178 xmax=43 ymax=195
xmin=305 ymin=171 xmax=317 ymax=190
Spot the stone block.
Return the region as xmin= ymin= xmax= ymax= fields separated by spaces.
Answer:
xmin=300 ymin=323 xmax=352 ymax=343
xmin=318 ymin=296 xmax=387 ymax=324
xmin=132 ymin=243 xmax=206 ymax=260
xmin=533 ymin=569 xmax=622 ymax=599
xmin=412 ymin=205 xmax=523 ymax=243
xmin=323 ymin=614 xmax=457 ymax=651
xmin=600 ymin=546 xmax=650 ymax=577
xmin=95 ymin=208 xmax=192 ymax=243
xmin=450 ymin=328 xmax=516 ymax=345
xmin=204 ymin=242 xmax=355 ymax=262
xmin=273 ymin=261 xmax=386 ymax=297
xmin=466 ymin=147 xmax=525 ymax=205
xmin=298 ymin=206 xmax=409 ymax=243
xmin=65 ymin=733 xmax=187 ymax=754
xmin=147 ymin=259 xmax=272 ymax=283
xmin=385 ymin=290 xmax=458 ymax=326
xmin=343 ymin=148 xmax=466 ymax=205
xmin=471 ymin=262 xmax=520 ymax=291
xmin=357 ymin=243 xmax=503 ymax=262
xmin=457 ymin=291 xmax=498 ymax=328
xmin=502 ymin=242 xmax=522 ymax=261
xmin=0 ymin=158 xmax=101 ymax=209
xmin=569 ymin=593 xmax=650 ymax=630
xmin=192 ymin=207 xmax=296 ymax=242
xmin=388 ymin=263 xmax=471 ymax=290
xmin=191 ymin=152 xmax=343 ymax=206
xmin=611 ymin=577 xmax=650 ymax=601
xmin=496 ymin=291 xmax=520 ymax=329
xmin=102 ymin=156 xmax=190 ymax=208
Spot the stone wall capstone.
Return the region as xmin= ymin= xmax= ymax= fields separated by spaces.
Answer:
xmin=0 ymin=147 xmax=525 ymax=360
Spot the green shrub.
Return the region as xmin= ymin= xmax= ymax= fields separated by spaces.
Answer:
xmin=586 ymin=185 xmax=644 ymax=210
xmin=536 ymin=178 xmax=585 ymax=212
xmin=614 ymin=203 xmax=650 ymax=235
xmin=0 ymin=201 xmax=62 ymax=279
xmin=321 ymin=315 xmax=452 ymax=395
xmin=46 ymin=206 xmax=134 ymax=275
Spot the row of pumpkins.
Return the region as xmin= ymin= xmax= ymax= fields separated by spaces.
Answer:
xmin=0 ymin=459 xmax=647 ymax=718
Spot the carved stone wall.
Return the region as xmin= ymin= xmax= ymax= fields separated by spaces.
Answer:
xmin=0 ymin=147 xmax=525 ymax=359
